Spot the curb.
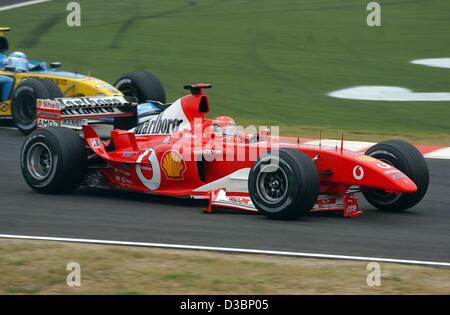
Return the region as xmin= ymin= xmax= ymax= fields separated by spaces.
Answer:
xmin=279 ymin=137 xmax=450 ymax=160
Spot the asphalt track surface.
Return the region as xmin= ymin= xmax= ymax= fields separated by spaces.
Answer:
xmin=0 ymin=127 xmax=449 ymax=263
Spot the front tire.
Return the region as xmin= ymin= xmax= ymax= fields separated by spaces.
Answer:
xmin=20 ymin=127 xmax=87 ymax=193
xmin=12 ymin=78 xmax=62 ymax=135
xmin=362 ymin=140 xmax=429 ymax=211
xmin=248 ymin=148 xmax=319 ymax=220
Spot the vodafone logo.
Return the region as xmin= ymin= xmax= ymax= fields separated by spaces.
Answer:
xmin=353 ymin=165 xmax=364 ymax=180
xmin=136 ymin=149 xmax=161 ymax=190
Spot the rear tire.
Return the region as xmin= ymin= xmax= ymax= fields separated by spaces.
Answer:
xmin=248 ymin=148 xmax=319 ymax=220
xmin=20 ymin=127 xmax=87 ymax=193
xmin=114 ymin=70 xmax=166 ymax=129
xmin=362 ymin=140 xmax=429 ymax=211
xmin=12 ymin=78 xmax=62 ymax=135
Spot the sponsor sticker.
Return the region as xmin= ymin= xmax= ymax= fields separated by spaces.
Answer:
xmin=0 ymin=102 xmax=10 ymax=112
xmin=61 ymin=119 xmax=88 ymax=129
xmin=51 ymin=78 xmax=67 ymax=85
xmin=312 ymin=195 xmax=343 ymax=210
xmin=376 ymin=162 xmax=392 ymax=169
xmin=62 ymin=106 xmax=125 ymax=117
xmin=392 ymin=173 xmax=406 ymax=180
xmin=134 ymin=112 xmax=183 ymax=135
xmin=57 ymin=96 xmax=129 ymax=108
xmin=352 ymin=165 xmax=364 ymax=180
xmin=37 ymin=111 xmax=61 ymax=119
xmin=136 ymin=149 xmax=161 ymax=190
xmin=193 ymin=149 xmax=223 ymax=155
xmin=357 ymin=155 xmax=377 ymax=162
xmin=316 ymin=197 xmax=337 ymax=206
xmin=37 ymin=119 xmax=60 ymax=128
xmin=37 ymin=99 xmax=61 ymax=110
xmin=90 ymin=138 xmax=101 ymax=147
xmin=228 ymin=196 xmax=254 ymax=208
xmin=212 ymin=190 xmax=256 ymax=210
xmin=161 ymin=150 xmax=186 ymax=180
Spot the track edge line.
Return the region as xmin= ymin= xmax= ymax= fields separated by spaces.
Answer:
xmin=0 ymin=234 xmax=449 ymax=267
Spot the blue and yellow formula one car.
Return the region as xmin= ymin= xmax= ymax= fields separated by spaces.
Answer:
xmin=0 ymin=27 xmax=165 ymax=134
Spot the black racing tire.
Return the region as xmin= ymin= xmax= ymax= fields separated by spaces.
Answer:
xmin=248 ymin=148 xmax=320 ymax=220
xmin=20 ymin=127 xmax=87 ymax=194
xmin=39 ymin=78 xmax=63 ymax=98
xmin=115 ymin=70 xmax=166 ymax=103
xmin=362 ymin=140 xmax=429 ymax=211
xmin=12 ymin=78 xmax=62 ymax=135
xmin=114 ymin=70 xmax=166 ymax=129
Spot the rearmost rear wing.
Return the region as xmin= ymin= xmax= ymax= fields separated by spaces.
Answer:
xmin=36 ymin=96 xmax=138 ymax=129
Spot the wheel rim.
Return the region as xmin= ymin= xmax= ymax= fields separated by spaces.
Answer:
xmin=117 ymin=82 xmax=138 ymax=99
xmin=367 ymin=154 xmax=402 ymax=205
xmin=16 ymin=92 xmax=36 ymax=125
xmin=26 ymin=142 xmax=53 ymax=180
xmin=256 ymin=161 xmax=289 ymax=204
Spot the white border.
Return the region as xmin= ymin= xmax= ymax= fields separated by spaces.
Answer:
xmin=0 ymin=0 xmax=51 ymax=12
xmin=0 ymin=234 xmax=448 ymax=267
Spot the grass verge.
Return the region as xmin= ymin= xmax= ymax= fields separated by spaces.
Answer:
xmin=1 ymin=0 xmax=450 ymax=143
xmin=0 ymin=239 xmax=449 ymax=294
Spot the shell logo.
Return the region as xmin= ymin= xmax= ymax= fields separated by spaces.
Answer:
xmin=162 ymin=150 xmax=186 ymax=180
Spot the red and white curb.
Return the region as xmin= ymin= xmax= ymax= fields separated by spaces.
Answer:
xmin=279 ymin=137 xmax=450 ymax=160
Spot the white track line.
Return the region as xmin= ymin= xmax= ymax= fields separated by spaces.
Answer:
xmin=0 ymin=234 xmax=449 ymax=267
xmin=0 ymin=0 xmax=51 ymax=11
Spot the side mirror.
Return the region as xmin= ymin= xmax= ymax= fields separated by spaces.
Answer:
xmin=50 ymin=62 xmax=61 ymax=70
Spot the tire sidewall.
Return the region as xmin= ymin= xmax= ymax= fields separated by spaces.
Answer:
xmin=249 ymin=152 xmax=298 ymax=213
xmin=12 ymin=84 xmax=38 ymax=133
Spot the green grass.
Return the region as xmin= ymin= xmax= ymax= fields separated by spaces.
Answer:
xmin=1 ymin=239 xmax=449 ymax=294
xmin=1 ymin=0 xmax=450 ymax=142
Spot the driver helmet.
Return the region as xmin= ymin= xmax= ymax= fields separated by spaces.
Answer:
xmin=5 ymin=51 xmax=29 ymax=72
xmin=212 ymin=116 xmax=237 ymax=136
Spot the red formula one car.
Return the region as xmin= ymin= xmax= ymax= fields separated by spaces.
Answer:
xmin=20 ymin=84 xmax=429 ymax=220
